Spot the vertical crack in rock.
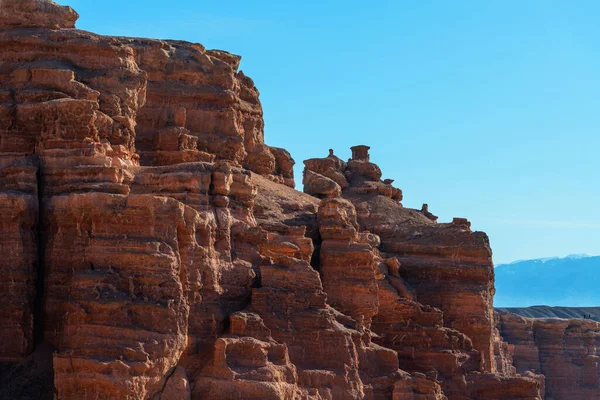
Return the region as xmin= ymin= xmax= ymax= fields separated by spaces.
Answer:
xmin=33 ymin=155 xmax=45 ymax=346
xmin=0 ymin=1 xmax=593 ymax=399
xmin=304 ymin=147 xmax=546 ymax=399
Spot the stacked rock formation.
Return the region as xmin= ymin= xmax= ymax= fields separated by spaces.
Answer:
xmin=303 ymin=148 xmax=544 ymax=399
xmin=0 ymin=1 xmax=578 ymax=399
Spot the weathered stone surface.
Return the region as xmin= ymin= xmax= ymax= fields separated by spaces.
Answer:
xmin=130 ymin=37 xmax=294 ymax=186
xmin=498 ymin=311 xmax=600 ymax=400
xmin=160 ymin=366 xmax=191 ymax=400
xmin=420 ymin=204 xmax=438 ymax=223
xmin=304 ymin=157 xmax=349 ymax=189
xmin=0 ymin=0 xmax=79 ymax=29
xmin=45 ymin=194 xmax=199 ymax=399
xmin=318 ymin=198 xmax=379 ymax=329
xmin=393 ymin=373 xmax=447 ymax=400
xmin=194 ymin=311 xmax=298 ymax=399
xmin=465 ymin=372 xmax=544 ymax=400
xmin=0 ymin=1 xmax=571 ymax=399
xmin=0 ymin=153 xmax=39 ymax=364
xmin=303 ymin=169 xmax=341 ymax=198
xmin=0 ymin=177 xmax=38 ymax=361
xmin=304 ymin=146 xmax=543 ymax=399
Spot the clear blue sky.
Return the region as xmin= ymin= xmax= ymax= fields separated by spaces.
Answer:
xmin=61 ymin=0 xmax=600 ymax=264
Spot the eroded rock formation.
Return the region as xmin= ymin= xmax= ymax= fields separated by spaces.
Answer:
xmin=0 ymin=1 xmax=574 ymax=399
xmin=497 ymin=311 xmax=600 ymax=400
xmin=303 ymin=148 xmax=544 ymax=400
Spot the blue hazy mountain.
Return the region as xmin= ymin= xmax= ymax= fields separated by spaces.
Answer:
xmin=494 ymin=255 xmax=600 ymax=307
xmin=496 ymin=306 xmax=600 ymax=321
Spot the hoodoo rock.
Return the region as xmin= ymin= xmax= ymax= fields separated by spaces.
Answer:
xmin=0 ymin=1 xmax=581 ymax=399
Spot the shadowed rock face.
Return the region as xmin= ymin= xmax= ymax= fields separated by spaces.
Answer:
xmin=0 ymin=1 xmax=566 ymax=399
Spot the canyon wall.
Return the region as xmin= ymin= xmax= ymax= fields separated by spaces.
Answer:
xmin=302 ymin=147 xmax=543 ymax=400
xmin=0 ymin=1 xmax=580 ymax=399
xmin=497 ymin=311 xmax=600 ymax=400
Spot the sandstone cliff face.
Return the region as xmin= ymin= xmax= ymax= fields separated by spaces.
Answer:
xmin=0 ymin=1 xmax=552 ymax=399
xmin=498 ymin=311 xmax=600 ymax=400
xmin=303 ymin=148 xmax=544 ymax=400
xmin=0 ymin=157 xmax=38 ymax=362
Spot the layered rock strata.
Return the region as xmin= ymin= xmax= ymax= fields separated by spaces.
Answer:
xmin=0 ymin=1 xmax=555 ymax=399
xmin=304 ymin=148 xmax=544 ymax=400
xmin=498 ymin=311 xmax=600 ymax=400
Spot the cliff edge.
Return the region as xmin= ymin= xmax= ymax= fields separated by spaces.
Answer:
xmin=0 ymin=1 xmax=575 ymax=399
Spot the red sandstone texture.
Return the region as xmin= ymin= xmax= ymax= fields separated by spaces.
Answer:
xmin=0 ymin=1 xmax=579 ymax=399
xmin=497 ymin=311 xmax=600 ymax=400
xmin=303 ymin=148 xmax=543 ymax=400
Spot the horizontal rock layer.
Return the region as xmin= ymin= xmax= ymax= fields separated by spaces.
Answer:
xmin=498 ymin=311 xmax=600 ymax=400
xmin=0 ymin=1 xmax=572 ymax=399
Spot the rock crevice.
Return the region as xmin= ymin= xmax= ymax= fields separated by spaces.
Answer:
xmin=0 ymin=1 xmax=576 ymax=399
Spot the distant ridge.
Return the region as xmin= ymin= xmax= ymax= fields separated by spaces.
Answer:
xmin=496 ymin=306 xmax=600 ymax=321
xmin=501 ymin=253 xmax=591 ymax=265
xmin=494 ymin=255 xmax=600 ymax=307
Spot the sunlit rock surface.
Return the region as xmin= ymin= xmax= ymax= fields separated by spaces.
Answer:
xmin=498 ymin=311 xmax=600 ymax=400
xmin=0 ymin=1 xmax=576 ymax=399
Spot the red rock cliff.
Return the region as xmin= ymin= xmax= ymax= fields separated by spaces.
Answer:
xmin=303 ymin=148 xmax=544 ymax=399
xmin=0 ymin=1 xmax=554 ymax=399
xmin=497 ymin=311 xmax=600 ymax=400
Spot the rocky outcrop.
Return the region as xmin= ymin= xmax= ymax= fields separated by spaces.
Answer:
xmin=194 ymin=311 xmax=298 ymax=399
xmin=304 ymin=148 xmax=544 ymax=399
xmin=45 ymin=194 xmax=204 ymax=398
xmin=131 ymin=37 xmax=295 ymax=187
xmin=0 ymin=0 xmax=78 ymax=29
xmin=498 ymin=311 xmax=600 ymax=400
xmin=0 ymin=1 xmax=567 ymax=399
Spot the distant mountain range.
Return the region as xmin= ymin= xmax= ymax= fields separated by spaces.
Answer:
xmin=496 ymin=306 xmax=600 ymax=321
xmin=494 ymin=254 xmax=600 ymax=307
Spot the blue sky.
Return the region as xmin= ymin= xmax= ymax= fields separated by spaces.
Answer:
xmin=61 ymin=0 xmax=600 ymax=264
